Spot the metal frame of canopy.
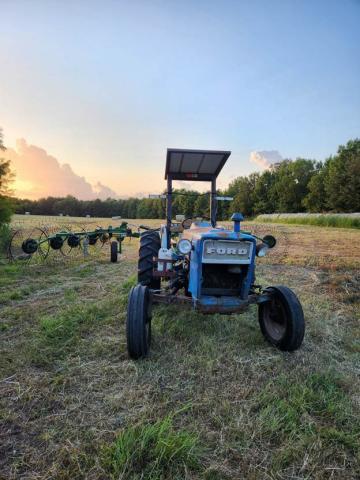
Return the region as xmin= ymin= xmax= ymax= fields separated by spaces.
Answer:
xmin=165 ymin=148 xmax=231 ymax=233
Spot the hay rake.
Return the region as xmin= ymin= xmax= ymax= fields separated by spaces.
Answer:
xmin=7 ymin=221 xmax=146 ymax=264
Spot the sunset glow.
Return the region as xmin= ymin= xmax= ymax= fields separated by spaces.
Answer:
xmin=1 ymin=1 xmax=359 ymax=200
xmin=12 ymin=178 xmax=36 ymax=199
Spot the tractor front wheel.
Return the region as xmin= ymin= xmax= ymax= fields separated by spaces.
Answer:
xmin=259 ymin=286 xmax=305 ymax=351
xmin=126 ymin=284 xmax=152 ymax=359
xmin=110 ymin=241 xmax=118 ymax=263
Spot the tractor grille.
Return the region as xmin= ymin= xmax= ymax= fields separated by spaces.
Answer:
xmin=201 ymin=240 xmax=252 ymax=296
xmin=202 ymin=240 xmax=253 ymax=264
xmin=201 ymin=263 xmax=247 ymax=296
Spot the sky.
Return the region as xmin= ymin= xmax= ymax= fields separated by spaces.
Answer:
xmin=1 ymin=0 xmax=359 ymax=199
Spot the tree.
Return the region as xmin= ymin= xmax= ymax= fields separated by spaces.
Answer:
xmin=193 ymin=193 xmax=210 ymax=217
xmin=172 ymin=189 xmax=197 ymax=218
xmin=270 ymin=159 xmax=316 ymax=212
xmin=228 ymin=173 xmax=258 ymax=217
xmin=0 ymin=128 xmax=14 ymax=225
xmin=252 ymin=170 xmax=276 ymax=214
xmin=136 ymin=199 xmax=153 ymax=218
xmin=53 ymin=196 xmax=81 ymax=216
xmin=216 ymin=189 xmax=231 ymax=221
xmin=325 ymin=139 xmax=360 ymax=212
xmin=302 ymin=162 xmax=328 ymax=212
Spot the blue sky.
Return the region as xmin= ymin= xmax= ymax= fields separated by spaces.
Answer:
xmin=1 ymin=0 xmax=359 ymax=197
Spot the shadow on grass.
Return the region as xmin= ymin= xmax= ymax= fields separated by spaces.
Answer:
xmin=153 ymin=304 xmax=264 ymax=355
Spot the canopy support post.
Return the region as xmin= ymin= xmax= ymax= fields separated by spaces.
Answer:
xmin=166 ymin=175 xmax=172 ymax=248
xmin=210 ymin=178 xmax=217 ymax=227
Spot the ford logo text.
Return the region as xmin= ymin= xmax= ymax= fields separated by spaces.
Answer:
xmin=206 ymin=246 xmax=248 ymax=255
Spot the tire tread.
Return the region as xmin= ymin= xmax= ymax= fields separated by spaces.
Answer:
xmin=110 ymin=241 xmax=118 ymax=263
xmin=138 ymin=231 xmax=160 ymax=289
xmin=259 ymin=285 xmax=305 ymax=351
xmin=126 ymin=284 xmax=151 ymax=359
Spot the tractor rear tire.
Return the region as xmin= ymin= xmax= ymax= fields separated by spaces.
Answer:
xmin=259 ymin=286 xmax=305 ymax=351
xmin=127 ymin=284 xmax=152 ymax=359
xmin=138 ymin=230 xmax=161 ymax=289
xmin=110 ymin=241 xmax=118 ymax=263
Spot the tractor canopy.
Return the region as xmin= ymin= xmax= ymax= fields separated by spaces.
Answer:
xmin=164 ymin=148 xmax=231 ymax=232
xmin=165 ymin=148 xmax=231 ymax=181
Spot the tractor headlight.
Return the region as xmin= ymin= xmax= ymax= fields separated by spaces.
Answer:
xmin=256 ymin=243 xmax=269 ymax=257
xmin=178 ymin=239 xmax=192 ymax=255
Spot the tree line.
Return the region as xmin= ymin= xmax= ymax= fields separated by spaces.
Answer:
xmin=227 ymin=138 xmax=359 ymax=216
xmin=2 ymin=137 xmax=360 ymax=222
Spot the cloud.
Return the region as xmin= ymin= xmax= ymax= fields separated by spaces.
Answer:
xmin=6 ymin=139 xmax=119 ymax=200
xmin=250 ymin=150 xmax=283 ymax=170
xmin=173 ymin=180 xmax=196 ymax=191
xmin=173 ymin=180 xmax=213 ymax=192
xmin=93 ymin=181 xmax=119 ymax=199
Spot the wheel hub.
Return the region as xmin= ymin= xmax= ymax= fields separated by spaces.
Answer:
xmin=264 ymin=300 xmax=286 ymax=341
xmin=49 ymin=236 xmax=64 ymax=250
xmin=21 ymin=238 xmax=38 ymax=255
xmin=67 ymin=235 xmax=80 ymax=248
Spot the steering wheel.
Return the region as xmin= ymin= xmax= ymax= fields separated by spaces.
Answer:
xmin=181 ymin=216 xmax=211 ymax=230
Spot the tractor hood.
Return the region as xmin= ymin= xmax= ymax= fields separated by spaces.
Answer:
xmin=181 ymin=222 xmax=219 ymax=242
xmin=181 ymin=221 xmax=255 ymax=243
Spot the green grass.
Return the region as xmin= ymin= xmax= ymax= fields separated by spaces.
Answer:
xmin=256 ymin=213 xmax=360 ymax=229
xmin=1 ymin=226 xmax=359 ymax=480
xmin=255 ymin=372 xmax=360 ymax=471
xmin=0 ymin=286 xmax=32 ymax=304
xmin=24 ymin=267 xmax=135 ymax=368
xmin=101 ymin=411 xmax=203 ymax=480
xmin=0 ymin=263 xmax=25 ymax=284
xmin=0 ymin=223 xmax=11 ymax=255
xmin=30 ymin=300 xmax=114 ymax=365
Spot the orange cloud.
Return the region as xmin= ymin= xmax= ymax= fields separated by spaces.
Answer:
xmin=6 ymin=139 xmax=119 ymax=200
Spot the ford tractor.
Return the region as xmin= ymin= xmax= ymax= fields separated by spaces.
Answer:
xmin=126 ymin=148 xmax=305 ymax=359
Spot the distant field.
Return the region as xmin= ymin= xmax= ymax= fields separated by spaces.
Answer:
xmin=10 ymin=214 xmax=360 ymax=269
xmin=10 ymin=214 xmax=163 ymax=232
xmin=11 ymin=213 xmax=149 ymax=227
xmin=257 ymin=212 xmax=360 ymax=229
xmin=1 ymin=215 xmax=359 ymax=479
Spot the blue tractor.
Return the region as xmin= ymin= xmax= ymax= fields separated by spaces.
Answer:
xmin=126 ymin=148 xmax=305 ymax=359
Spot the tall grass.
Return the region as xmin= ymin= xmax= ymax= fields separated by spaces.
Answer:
xmin=256 ymin=213 xmax=360 ymax=229
xmin=30 ymin=300 xmax=113 ymax=365
xmin=0 ymin=223 xmax=11 ymax=256
xmin=101 ymin=412 xmax=202 ymax=479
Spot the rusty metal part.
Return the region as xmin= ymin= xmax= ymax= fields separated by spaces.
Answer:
xmin=152 ymin=271 xmax=177 ymax=278
xmin=151 ymin=292 xmax=271 ymax=313
xmin=196 ymin=293 xmax=270 ymax=313
xmin=152 ymin=293 xmax=192 ymax=305
xmin=152 ymin=258 xmax=177 ymax=278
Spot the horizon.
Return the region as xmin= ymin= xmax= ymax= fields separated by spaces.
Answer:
xmin=1 ymin=0 xmax=359 ymax=200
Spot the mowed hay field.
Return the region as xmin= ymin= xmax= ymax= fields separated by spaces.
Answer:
xmin=1 ymin=215 xmax=359 ymax=479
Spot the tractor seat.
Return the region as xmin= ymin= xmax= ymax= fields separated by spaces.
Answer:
xmin=190 ymin=221 xmax=212 ymax=229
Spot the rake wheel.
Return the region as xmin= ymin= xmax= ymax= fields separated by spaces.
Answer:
xmin=36 ymin=227 xmax=50 ymax=260
xmin=8 ymin=227 xmax=49 ymax=263
xmin=60 ymin=227 xmax=81 ymax=257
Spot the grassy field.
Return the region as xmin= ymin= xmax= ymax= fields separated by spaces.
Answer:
xmin=0 ymin=216 xmax=359 ymax=479
xmin=256 ymin=213 xmax=360 ymax=229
